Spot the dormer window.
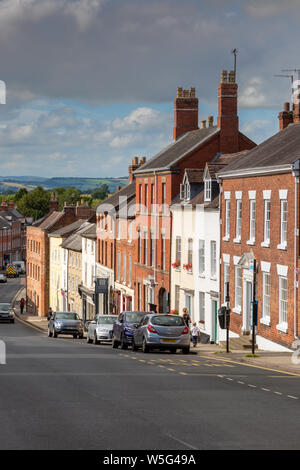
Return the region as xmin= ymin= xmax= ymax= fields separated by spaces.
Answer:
xmin=180 ymin=183 xmax=190 ymax=201
xmin=204 ymin=179 xmax=211 ymax=202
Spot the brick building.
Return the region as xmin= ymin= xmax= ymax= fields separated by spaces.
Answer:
xmin=26 ymin=198 xmax=93 ymax=316
xmin=0 ymin=200 xmax=26 ymax=266
xmin=96 ymin=175 xmax=138 ymax=314
xmin=218 ymin=116 xmax=300 ymax=350
xmin=132 ymin=70 xmax=255 ymax=313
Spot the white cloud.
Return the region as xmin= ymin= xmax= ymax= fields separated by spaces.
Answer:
xmin=239 ymin=77 xmax=267 ymax=108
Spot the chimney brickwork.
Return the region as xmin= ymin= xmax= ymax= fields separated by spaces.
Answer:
xmin=173 ymin=87 xmax=198 ymax=140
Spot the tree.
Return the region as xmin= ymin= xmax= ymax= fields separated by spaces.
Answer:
xmin=91 ymin=184 xmax=109 ymax=201
xmin=14 ymin=188 xmax=28 ymax=202
xmin=16 ymin=186 xmax=50 ymax=220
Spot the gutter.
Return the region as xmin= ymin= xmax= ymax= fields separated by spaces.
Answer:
xmin=217 ymin=163 xmax=295 ymax=180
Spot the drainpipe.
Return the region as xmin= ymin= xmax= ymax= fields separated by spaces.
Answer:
xmin=154 ymin=170 xmax=157 ymax=288
xmin=293 ymin=163 xmax=299 ymax=339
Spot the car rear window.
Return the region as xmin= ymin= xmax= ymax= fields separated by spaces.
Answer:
xmin=56 ymin=312 xmax=79 ymax=320
xmin=98 ymin=316 xmax=115 ymax=324
xmin=152 ymin=315 xmax=184 ymax=326
xmin=0 ymin=304 xmax=10 ymax=311
xmin=126 ymin=312 xmax=146 ymax=323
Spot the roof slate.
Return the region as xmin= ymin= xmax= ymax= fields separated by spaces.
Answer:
xmin=134 ymin=127 xmax=219 ymax=173
xmin=218 ymin=123 xmax=300 ymax=174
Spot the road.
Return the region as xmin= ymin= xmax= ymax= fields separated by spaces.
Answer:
xmin=1 ymin=279 xmax=300 ymax=450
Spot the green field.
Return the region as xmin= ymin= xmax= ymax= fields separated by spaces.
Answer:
xmin=0 ymin=176 xmax=128 ymax=193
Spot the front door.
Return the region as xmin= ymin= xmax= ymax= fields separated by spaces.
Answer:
xmin=211 ymin=300 xmax=218 ymax=343
xmin=245 ymin=281 xmax=252 ymax=332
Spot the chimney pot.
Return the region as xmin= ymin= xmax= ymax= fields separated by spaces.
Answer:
xmin=177 ymin=87 xmax=183 ymax=98
xmin=284 ymin=102 xmax=290 ymax=112
xmin=190 ymin=87 xmax=196 ymax=98
xmin=228 ymin=70 xmax=236 ymax=83
xmin=208 ymin=116 xmax=214 ymax=127
xmin=201 ymin=120 xmax=206 ymax=129
xmin=221 ymin=70 xmax=228 ymax=83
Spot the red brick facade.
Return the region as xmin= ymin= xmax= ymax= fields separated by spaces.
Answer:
xmin=219 ymin=172 xmax=298 ymax=349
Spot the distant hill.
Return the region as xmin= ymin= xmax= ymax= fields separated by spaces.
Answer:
xmin=0 ymin=176 xmax=128 ymax=193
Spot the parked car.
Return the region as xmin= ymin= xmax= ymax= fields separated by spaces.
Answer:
xmin=87 ymin=314 xmax=116 ymax=344
xmin=0 ymin=303 xmax=15 ymax=323
xmin=0 ymin=274 xmax=7 ymax=283
xmin=112 ymin=311 xmax=149 ymax=349
xmin=48 ymin=312 xmax=84 ymax=338
xmin=132 ymin=314 xmax=190 ymax=354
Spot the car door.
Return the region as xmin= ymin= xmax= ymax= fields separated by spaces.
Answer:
xmin=136 ymin=316 xmax=148 ymax=345
xmin=114 ymin=313 xmax=123 ymax=341
xmin=89 ymin=315 xmax=98 ymax=338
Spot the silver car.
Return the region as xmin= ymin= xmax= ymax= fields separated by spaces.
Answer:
xmin=48 ymin=311 xmax=84 ymax=338
xmin=132 ymin=314 xmax=190 ymax=354
xmin=0 ymin=303 xmax=14 ymax=323
xmin=87 ymin=314 xmax=116 ymax=344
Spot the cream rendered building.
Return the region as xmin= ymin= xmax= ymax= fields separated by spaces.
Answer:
xmin=49 ymin=220 xmax=87 ymax=313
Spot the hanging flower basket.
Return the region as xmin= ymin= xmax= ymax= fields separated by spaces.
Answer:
xmin=170 ymin=309 xmax=179 ymax=315
xmin=172 ymin=260 xmax=180 ymax=269
xmin=183 ymin=262 xmax=192 ymax=272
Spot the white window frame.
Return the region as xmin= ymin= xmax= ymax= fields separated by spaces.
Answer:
xmin=277 ymin=275 xmax=288 ymax=332
xmin=210 ymin=240 xmax=217 ymax=279
xmin=223 ymin=200 xmax=230 ymax=241
xmin=198 ymin=239 xmax=205 ymax=276
xmin=278 ymin=199 xmax=287 ymax=250
xmin=199 ymin=292 xmax=205 ymax=324
xmin=262 ymin=272 xmax=271 ymax=324
xmin=262 ymin=199 xmax=270 ymax=247
xmin=234 ymin=199 xmax=242 ymax=243
xmin=223 ymin=262 xmax=230 ymax=303
xmin=247 ymin=199 xmax=256 ymax=244
xmin=204 ymin=179 xmax=211 ymax=202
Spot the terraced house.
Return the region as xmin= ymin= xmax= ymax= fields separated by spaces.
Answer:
xmin=218 ymin=105 xmax=300 ymax=351
xmin=132 ymin=70 xmax=255 ymax=313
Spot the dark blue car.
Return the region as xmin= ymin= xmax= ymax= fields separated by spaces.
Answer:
xmin=112 ymin=311 xmax=149 ymax=349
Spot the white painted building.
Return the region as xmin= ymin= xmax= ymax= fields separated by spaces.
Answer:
xmin=170 ymin=164 xmax=229 ymax=343
xmin=80 ymin=223 xmax=97 ymax=322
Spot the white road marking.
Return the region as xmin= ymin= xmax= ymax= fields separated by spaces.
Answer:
xmin=166 ymin=434 xmax=198 ymax=451
xmin=287 ymin=395 xmax=298 ymax=400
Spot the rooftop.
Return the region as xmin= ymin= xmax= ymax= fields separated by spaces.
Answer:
xmin=133 ymin=126 xmax=219 ymax=173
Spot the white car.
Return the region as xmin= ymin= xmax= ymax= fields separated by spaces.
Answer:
xmin=87 ymin=314 xmax=116 ymax=344
xmin=0 ymin=274 xmax=7 ymax=283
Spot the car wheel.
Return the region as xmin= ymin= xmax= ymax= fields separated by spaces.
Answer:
xmin=48 ymin=328 xmax=52 ymax=337
xmin=73 ymin=333 xmax=78 ymax=339
xmin=170 ymin=349 xmax=177 ymax=354
xmin=142 ymin=338 xmax=150 ymax=353
xmin=86 ymin=334 xmax=92 ymax=344
xmin=79 ymin=334 xmax=84 ymax=339
xmin=132 ymin=338 xmax=138 ymax=351
xmin=182 ymin=347 xmax=190 ymax=355
xmin=112 ymin=336 xmax=119 ymax=348
xmin=93 ymin=333 xmax=99 ymax=345
xmin=52 ymin=329 xmax=57 ymax=338
xmin=120 ymin=334 xmax=128 ymax=350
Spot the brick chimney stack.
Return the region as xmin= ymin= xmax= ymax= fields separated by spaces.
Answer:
xmin=173 ymin=87 xmax=198 ymax=140
xmin=128 ymin=156 xmax=146 ymax=182
xmin=0 ymin=200 xmax=8 ymax=211
xmin=217 ymin=70 xmax=239 ymax=153
xmin=50 ymin=192 xmax=59 ymax=213
xmin=278 ymin=102 xmax=293 ymax=131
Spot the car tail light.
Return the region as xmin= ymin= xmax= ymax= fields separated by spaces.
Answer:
xmin=182 ymin=326 xmax=190 ymax=335
xmin=147 ymin=324 xmax=157 ymax=334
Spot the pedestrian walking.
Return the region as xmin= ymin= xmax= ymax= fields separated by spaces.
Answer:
xmin=48 ymin=307 xmax=53 ymax=321
xmin=182 ymin=308 xmax=191 ymax=327
xmin=20 ymin=298 xmax=25 ymax=314
xmin=191 ymin=322 xmax=200 ymax=347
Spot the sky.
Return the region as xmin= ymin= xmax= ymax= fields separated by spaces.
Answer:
xmin=0 ymin=0 xmax=298 ymax=178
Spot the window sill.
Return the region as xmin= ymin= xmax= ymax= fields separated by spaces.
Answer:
xmin=232 ymin=307 xmax=241 ymax=315
xmin=276 ymin=322 xmax=288 ymax=333
xmin=246 ymin=240 xmax=255 ymax=246
xmin=233 ymin=237 xmax=241 ymax=244
xmin=261 ymin=241 xmax=270 ymax=248
xmin=198 ymin=273 xmax=205 ymax=278
xmin=184 ymin=271 xmax=193 ymax=275
xmin=210 ymin=276 xmax=217 ymax=281
xmin=222 ymin=236 xmax=230 ymax=242
xmin=260 ymin=316 xmax=271 ymax=327
xmin=277 ymin=243 xmax=287 ymax=251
